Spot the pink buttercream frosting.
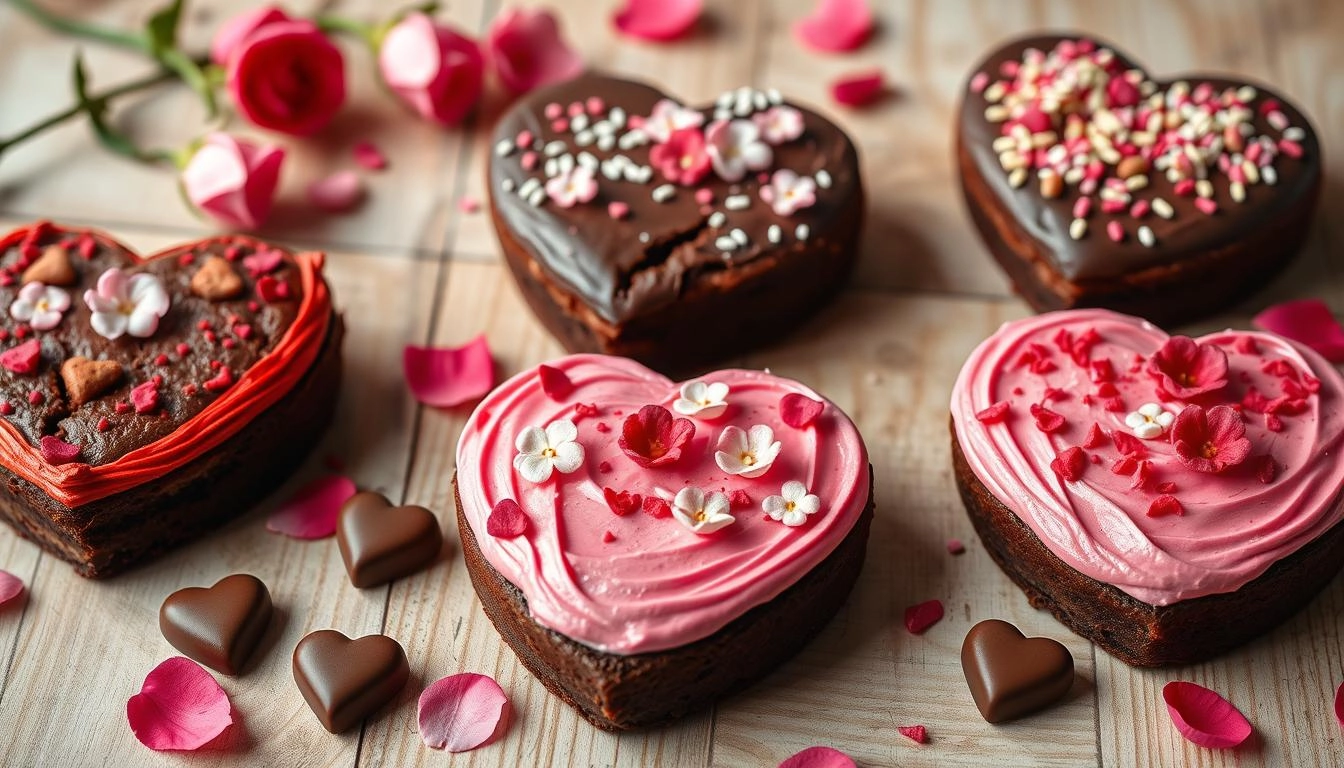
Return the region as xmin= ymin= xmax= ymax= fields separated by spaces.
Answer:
xmin=951 ymin=309 xmax=1344 ymax=606
xmin=456 ymin=354 xmax=870 ymax=654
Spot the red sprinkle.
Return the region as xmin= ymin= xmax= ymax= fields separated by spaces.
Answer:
xmin=602 ymin=530 xmax=616 ymax=544
xmin=154 ymin=354 xmax=170 ymax=366
xmin=1147 ymin=495 xmax=1184 ymax=517
xmin=729 ymin=489 xmax=752 ymax=508
xmin=903 ymin=600 xmax=944 ymax=635
xmin=1050 ymin=446 xmax=1087 ymax=481
xmin=177 ymin=253 xmax=195 ymax=267
xmin=0 ymin=401 xmax=12 ymax=416
xmin=1112 ymin=431 xmax=1147 ymax=457
xmin=96 ymin=417 xmax=110 ymax=432
xmin=538 ymin=364 xmax=573 ymax=400
xmin=114 ymin=401 xmax=132 ymax=414
xmin=1157 ymin=481 xmax=1178 ymax=493
xmin=597 ymin=460 xmax=613 ymax=474
xmin=642 ymin=496 xmax=671 ymax=519
xmin=131 ymin=380 xmax=159 ymax=414
xmin=27 ymin=390 xmax=43 ymax=405
xmin=1265 ymin=413 xmax=1283 ymax=432
xmin=197 ymin=319 xmax=212 ymax=331
xmin=602 ymin=487 xmax=642 ymax=517
xmin=1082 ymin=423 xmax=1107 ymax=448
xmin=222 ymin=338 xmax=236 ymax=349
xmin=181 ymin=383 xmax=199 ymax=396
xmin=975 ymin=401 xmax=1010 ymax=424
xmin=176 ymin=343 xmax=190 ymax=357
xmin=595 ymin=422 xmax=610 ymax=433
xmin=946 ymin=539 xmax=965 ymax=555
xmin=1029 ymin=403 xmax=1066 ymax=433
xmin=574 ymin=402 xmax=599 ymax=418
xmin=897 ymin=725 xmax=929 ymax=745
xmin=204 ymin=367 xmax=234 ymax=392
xmin=203 ymin=330 xmax=218 ymax=344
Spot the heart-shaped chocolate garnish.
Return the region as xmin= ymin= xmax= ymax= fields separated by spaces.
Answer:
xmin=159 ymin=573 xmax=274 ymax=675
xmin=488 ymin=74 xmax=864 ymax=372
xmin=336 ymin=491 xmax=443 ymax=588
xmin=292 ymin=629 xmax=409 ymax=734
xmin=957 ymin=34 xmax=1320 ymax=324
xmin=961 ymin=619 xmax=1075 ymax=723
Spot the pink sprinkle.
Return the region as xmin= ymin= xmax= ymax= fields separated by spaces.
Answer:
xmin=222 ymin=338 xmax=236 ymax=349
xmin=544 ymin=102 xmax=563 ymax=119
xmin=224 ymin=245 xmax=241 ymax=261
xmin=515 ymin=129 xmax=534 ymax=149
xmin=1072 ymin=197 xmax=1092 ymax=218
xmin=204 ymin=330 xmax=218 ymax=343
xmin=176 ymin=342 xmax=190 ymax=357
xmin=233 ymin=324 xmax=252 ymax=340
xmin=946 ymin=539 xmax=965 ymax=555
xmin=197 ymin=319 xmax=212 ymax=331
xmin=247 ymin=301 xmax=260 ymax=313
xmin=602 ymin=530 xmax=616 ymax=543
xmin=1195 ymin=198 xmax=1219 ymax=215
xmin=154 ymin=354 xmax=169 ymax=366
xmin=904 ymin=599 xmax=945 ymax=634
xmin=1246 ymin=142 xmax=1264 ymax=163
xmin=353 ymin=140 xmax=387 ymax=170
xmin=550 ymin=118 xmax=568 ymax=133
xmin=458 ymin=195 xmax=481 ymax=214
xmin=898 ymin=725 xmax=929 ymax=744
xmin=0 ymin=402 xmax=11 ymax=415
xmin=695 ymin=188 xmax=714 ymax=205
xmin=567 ymin=101 xmax=584 ymax=117
xmin=27 ymin=390 xmax=43 ymax=405
xmin=131 ymin=380 xmax=159 ymax=414
xmin=1107 ymin=221 xmax=1125 ymax=242
xmin=114 ymin=401 xmax=131 ymax=414
xmin=586 ymin=97 xmax=604 ymax=115
xmin=182 ymin=383 xmax=198 ymax=396
xmin=520 ymin=151 xmax=538 ymax=171
xmin=1278 ymin=139 xmax=1303 ymax=158
xmin=970 ymin=72 xmax=990 ymax=93
xmin=1174 ymin=179 xmax=1196 ymax=197
xmin=177 ymin=253 xmax=195 ymax=267
xmin=1100 ymin=199 xmax=1128 ymax=214
xmin=607 ymin=201 xmax=630 ymax=220
xmin=1129 ymin=199 xmax=1150 ymax=218
xmin=96 ymin=417 xmax=110 ymax=432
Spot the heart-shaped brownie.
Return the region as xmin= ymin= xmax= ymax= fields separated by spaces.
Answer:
xmin=0 ymin=222 xmax=341 ymax=577
xmin=961 ymin=619 xmax=1075 ymax=723
xmin=159 ymin=573 xmax=274 ymax=675
xmin=292 ymin=629 xmax=409 ymax=734
xmin=336 ymin=491 xmax=443 ymax=588
xmin=488 ymin=74 xmax=863 ymax=372
xmin=950 ymin=309 xmax=1344 ymax=665
xmin=957 ymin=35 xmax=1321 ymax=324
xmin=454 ymin=354 xmax=872 ymax=729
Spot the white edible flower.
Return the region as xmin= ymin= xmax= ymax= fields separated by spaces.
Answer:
xmin=1125 ymin=402 xmax=1176 ymax=439
xmin=9 ymin=282 xmax=70 ymax=331
xmin=642 ymin=99 xmax=705 ymax=143
xmin=513 ymin=419 xmax=585 ymax=483
xmin=762 ymin=480 xmax=821 ymax=527
xmin=706 ymin=119 xmax=773 ymax=182
xmin=714 ymin=424 xmax=782 ymax=478
xmin=672 ymin=486 xmax=735 ymax=534
xmin=672 ymin=379 xmax=730 ymax=420
xmin=83 ymin=268 xmax=170 ymax=339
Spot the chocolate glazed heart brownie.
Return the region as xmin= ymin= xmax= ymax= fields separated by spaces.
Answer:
xmin=488 ymin=74 xmax=864 ymax=372
xmin=957 ymin=35 xmax=1321 ymax=324
xmin=950 ymin=309 xmax=1344 ymax=666
xmin=0 ymin=222 xmax=341 ymax=577
xmin=454 ymin=354 xmax=873 ymax=729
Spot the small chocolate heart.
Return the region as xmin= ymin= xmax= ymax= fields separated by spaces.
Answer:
xmin=60 ymin=357 xmax=122 ymax=408
xmin=336 ymin=491 xmax=443 ymax=588
xmin=22 ymin=244 xmax=75 ymax=286
xmin=159 ymin=573 xmax=273 ymax=676
xmin=190 ymin=255 xmax=245 ymax=301
xmin=292 ymin=629 xmax=409 ymax=733
xmin=961 ymin=619 xmax=1074 ymax=723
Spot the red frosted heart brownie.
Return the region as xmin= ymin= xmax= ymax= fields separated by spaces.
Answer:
xmin=957 ymin=34 xmax=1320 ymax=324
xmin=454 ymin=354 xmax=872 ymax=729
xmin=488 ymin=74 xmax=863 ymax=372
xmin=950 ymin=309 xmax=1344 ymax=666
xmin=0 ymin=222 xmax=341 ymax=577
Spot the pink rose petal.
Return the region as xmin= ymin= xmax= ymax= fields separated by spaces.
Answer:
xmin=1253 ymin=299 xmax=1344 ymax=362
xmin=241 ymin=249 xmax=283 ymax=277
xmin=778 ymin=746 xmax=857 ymax=768
xmin=404 ymin=335 xmax=495 ymax=408
xmin=486 ymin=8 xmax=584 ymax=95
xmin=126 ymin=657 xmax=233 ymax=751
xmin=1163 ymin=681 xmax=1254 ymax=749
xmin=418 ymin=673 xmax=510 ymax=752
xmin=903 ymin=599 xmax=944 ymax=634
xmin=0 ymin=569 xmax=24 ymax=607
xmin=538 ymin=364 xmax=573 ymax=400
xmin=831 ymin=69 xmax=886 ymax=107
xmin=1335 ymin=681 xmax=1344 ymax=729
xmin=487 ymin=499 xmax=529 ymax=538
xmin=308 ymin=171 xmax=366 ymax=213
xmin=794 ymin=0 xmax=873 ymax=53
xmin=265 ymin=474 xmax=357 ymax=539
xmin=353 ymin=141 xmax=387 ymax=171
xmin=780 ymin=393 xmax=825 ymax=428
xmin=458 ymin=195 xmax=481 ymax=214
xmin=613 ymin=0 xmax=702 ymax=42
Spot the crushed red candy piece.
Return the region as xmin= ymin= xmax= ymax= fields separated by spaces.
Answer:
xmin=114 ymin=401 xmax=132 ymax=414
xmin=203 ymin=330 xmax=218 ymax=344
xmin=729 ymin=489 xmax=752 ymax=508
xmin=222 ymin=338 xmax=236 ymax=349
xmin=1103 ymin=397 xmax=1126 ymax=412
xmin=154 ymin=354 xmax=170 ymax=366
xmin=1303 ymin=374 xmax=1321 ymax=394
xmin=204 ymin=367 xmax=234 ymax=392
xmin=903 ymin=599 xmax=944 ymax=635
xmin=597 ymin=460 xmax=612 ymax=474
xmin=12 ymin=325 xmax=28 ymax=339
xmin=1129 ymin=460 xmax=1152 ymax=490
xmin=175 ymin=342 xmax=190 ymax=357
xmin=1157 ymin=481 xmax=1177 ymax=493
xmin=975 ymin=401 xmax=1010 ymax=424
xmin=1042 ymin=387 xmax=1068 ymax=402
xmin=642 ymin=496 xmax=671 ymax=519
xmin=602 ymin=530 xmax=616 ymax=543
xmin=131 ymin=380 xmax=160 ymax=414
xmin=897 ymin=725 xmax=929 ymax=744
xmin=595 ymin=422 xmax=610 ymax=433
xmin=1112 ymin=431 xmax=1147 ymax=457
xmin=1095 ymin=381 xmax=1119 ymax=398
xmin=0 ymin=339 xmax=42 ymax=375
xmin=1148 ymin=495 xmax=1184 ymax=517
xmin=39 ymin=435 xmax=80 ymax=465
xmin=1255 ymin=455 xmax=1277 ymax=484
xmin=247 ymin=300 xmax=260 ymax=312
xmin=1029 ymin=403 xmax=1065 ymax=433
xmin=27 ymin=390 xmax=43 ymax=405
xmin=209 ymin=360 xmax=222 ymax=370
xmin=538 ymin=364 xmax=573 ymax=400
xmin=182 ymin=383 xmax=199 ymax=396
xmin=1233 ymin=336 xmax=1258 ymax=355
xmin=233 ymin=324 xmax=253 ymax=340
xmin=196 ymin=319 xmax=212 ymax=332
xmin=1090 ymin=359 xmax=1116 ymax=383
xmin=1050 ymin=446 xmax=1087 ymax=481
xmin=946 ymin=539 xmax=965 ymax=555
xmin=1241 ymin=388 xmax=1270 ymax=413
xmin=1112 ymin=455 xmax=1139 ymax=476
xmin=574 ymin=402 xmax=598 ymax=418
xmin=96 ymin=417 xmax=110 ymax=432
xmin=1261 ymin=359 xmax=1298 ymax=380
xmin=1265 ymin=413 xmax=1283 ymax=432
xmin=256 ymin=276 xmax=290 ymax=303
xmin=602 ymin=487 xmax=641 ymax=516
xmin=1082 ymin=423 xmax=1106 ymax=448
xmin=0 ymin=401 xmax=11 ymax=415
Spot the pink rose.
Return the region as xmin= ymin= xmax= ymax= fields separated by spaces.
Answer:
xmin=181 ymin=133 xmax=285 ymax=230
xmin=378 ymin=13 xmax=484 ymax=126
xmin=210 ymin=5 xmax=291 ymax=66
xmin=226 ymin=20 xmax=346 ymax=136
xmin=486 ymin=8 xmax=583 ymax=94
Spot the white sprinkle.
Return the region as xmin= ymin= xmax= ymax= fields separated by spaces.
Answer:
xmin=617 ymin=130 xmax=647 ymax=150
xmin=1236 ymin=85 xmax=1258 ymax=102
xmin=1283 ymin=126 xmax=1306 ymax=142
xmin=815 ymin=170 xmax=832 ymax=189
xmin=1262 ymin=165 xmax=1278 ymax=185
xmin=632 ymin=166 xmax=654 ymax=184
xmin=639 ymin=232 xmax=651 ymax=243
xmin=518 ymin=177 xmax=541 ymax=198
xmin=795 ymin=224 xmax=810 ymax=241
xmin=1268 ymin=110 xmax=1289 ymax=131
xmin=1069 ymin=218 xmax=1088 ymax=240
xmin=708 ymin=211 xmax=727 ymax=228
xmin=569 ymin=114 xmax=589 ymax=132
xmin=1195 ymin=179 xmax=1214 ymax=199
xmin=527 ymin=188 xmax=546 ymax=207
xmin=766 ymin=88 xmax=783 ymax=105
xmin=622 ymin=164 xmax=644 ymax=183
xmin=1138 ymin=225 xmax=1156 ymax=247
xmin=608 ymin=107 xmax=626 ymax=129
xmin=984 ymin=82 xmax=1007 ymax=102
xmin=725 ymin=195 xmax=751 ymax=210
xmin=1152 ymin=198 xmax=1175 ymax=219
xmin=768 ymin=224 xmax=782 ymax=243
xmin=558 ymin=153 xmax=575 ymax=174
xmin=592 ymin=120 xmax=615 ymax=137
xmin=985 ymin=105 xmax=1010 ymax=122
xmin=753 ymin=91 xmax=769 ymax=111
xmin=601 ymin=159 xmax=624 ymax=181
xmin=544 ymin=141 xmax=566 ymax=157
xmin=1124 ymin=174 xmax=1149 ymax=191
xmin=716 ymin=91 xmax=735 ymax=108
xmin=730 ymin=228 xmax=749 ymax=246
xmin=597 ymin=135 xmax=615 ymax=152
xmin=1008 ymin=168 xmax=1028 ymax=188
xmin=652 ymin=184 xmax=677 ymax=203
xmin=501 ymin=178 xmax=516 ymax=192
xmin=577 ymin=152 xmax=598 ymax=170
xmin=544 ymin=158 xmax=558 ymax=177
xmin=494 ymin=139 xmax=515 ymax=157
xmin=574 ymin=130 xmax=594 ymax=147
xmin=1230 ymin=181 xmax=1246 ymax=203
xmin=715 ymin=235 xmax=739 ymax=251
xmin=714 ymin=109 xmax=733 ymax=122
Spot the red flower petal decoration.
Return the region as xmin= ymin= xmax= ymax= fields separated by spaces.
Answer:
xmin=1162 ymin=681 xmax=1253 ymax=749
xmin=613 ymin=0 xmax=702 ymax=42
xmin=602 ymin=487 xmax=642 ymax=516
xmin=781 ymin=393 xmax=825 ymax=428
xmin=0 ymin=569 xmax=24 ymax=607
xmin=830 ymin=69 xmax=885 ymax=107
xmin=793 ymin=0 xmax=873 ymax=52
xmin=417 ymin=673 xmax=510 ymax=752
xmin=404 ymin=335 xmax=495 ymax=408
xmin=1334 ymin=681 xmax=1343 ymax=729
xmin=729 ymin=489 xmax=752 ymax=507
xmin=39 ymin=435 xmax=81 ymax=465
xmin=353 ymin=140 xmax=387 ymax=170
xmin=1147 ymin=495 xmax=1184 ymax=518
xmin=1050 ymin=446 xmax=1087 ymax=481
xmin=778 ymin=746 xmax=857 ymax=768
xmin=486 ymin=8 xmax=584 ymax=95
xmin=1171 ymin=405 xmax=1251 ymax=473
xmin=975 ymin=400 xmax=1010 ymax=424
xmin=308 ymin=170 xmax=366 ymax=213
xmin=126 ymin=657 xmax=233 ymax=751
xmin=487 ymin=499 xmax=529 ymax=538
xmin=1030 ymin=403 xmax=1066 ymax=433
xmin=618 ymin=404 xmax=695 ymax=468
xmin=1253 ymin=299 xmax=1344 ymax=362
xmin=1112 ymin=431 xmax=1147 ymax=457
xmin=265 ymin=474 xmax=357 ymax=539
xmin=1147 ymin=336 xmax=1229 ymax=400
xmin=0 ymin=339 xmax=40 ymax=374
xmin=903 ymin=599 xmax=944 ymax=634
xmin=538 ymin=364 xmax=573 ymax=400
xmin=897 ymin=724 xmax=929 ymax=744
xmin=642 ymin=496 xmax=671 ymax=518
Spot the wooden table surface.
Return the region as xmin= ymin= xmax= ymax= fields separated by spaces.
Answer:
xmin=0 ymin=1 xmax=1341 ymax=766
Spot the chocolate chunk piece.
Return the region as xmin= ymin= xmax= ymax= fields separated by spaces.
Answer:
xmin=336 ymin=491 xmax=443 ymax=588
xmin=961 ymin=619 xmax=1074 ymax=723
xmin=22 ymin=245 xmax=76 ymax=286
xmin=190 ymin=255 xmax=245 ymax=301
xmin=60 ymin=357 xmax=122 ymax=408
xmin=292 ymin=629 xmax=410 ymax=733
xmin=159 ymin=573 xmax=274 ymax=675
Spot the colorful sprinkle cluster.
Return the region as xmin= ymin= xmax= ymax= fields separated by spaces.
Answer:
xmin=971 ymin=38 xmax=1309 ymax=248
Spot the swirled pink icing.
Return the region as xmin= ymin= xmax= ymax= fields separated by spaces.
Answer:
xmin=456 ymin=354 xmax=870 ymax=654
xmin=951 ymin=309 xmax=1344 ymax=606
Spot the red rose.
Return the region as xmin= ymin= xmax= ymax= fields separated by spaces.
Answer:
xmin=226 ymin=20 xmax=346 ymax=136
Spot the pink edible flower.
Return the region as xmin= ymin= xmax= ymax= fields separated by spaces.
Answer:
xmin=181 ymin=133 xmax=285 ymax=231
xmin=650 ymin=128 xmax=712 ymax=186
xmin=1147 ymin=336 xmax=1229 ymax=400
xmin=759 ymin=169 xmax=817 ymax=216
xmin=486 ymin=7 xmax=583 ymax=95
xmin=1171 ymin=405 xmax=1251 ymax=474
xmin=226 ymin=20 xmax=346 ymax=136
xmin=379 ymin=13 xmax=484 ymax=126
xmin=753 ymin=105 xmax=804 ymax=145
xmin=641 ymin=99 xmax=705 ymax=143
xmin=9 ymin=282 xmax=70 ymax=331
xmin=705 ymin=119 xmax=772 ymax=182
xmin=618 ymin=405 xmax=695 ymax=468
xmin=84 ymin=268 xmax=170 ymax=340
xmin=545 ymin=165 xmax=599 ymax=207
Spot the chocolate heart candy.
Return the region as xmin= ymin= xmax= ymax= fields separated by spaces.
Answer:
xmin=961 ymin=619 xmax=1074 ymax=723
xmin=336 ymin=492 xmax=443 ymax=588
xmin=292 ymin=629 xmax=409 ymax=734
xmin=957 ymin=34 xmax=1320 ymax=324
xmin=488 ymin=74 xmax=864 ymax=371
xmin=159 ymin=573 xmax=273 ymax=675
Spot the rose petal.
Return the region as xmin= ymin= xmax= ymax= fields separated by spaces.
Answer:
xmin=1253 ymin=299 xmax=1344 ymax=363
xmin=404 ymin=335 xmax=495 ymax=408
xmin=487 ymin=499 xmax=529 ymax=538
xmin=0 ymin=569 xmax=24 ymax=607
xmin=265 ymin=474 xmax=357 ymax=539
xmin=1335 ymin=681 xmax=1344 ymax=729
xmin=794 ymin=0 xmax=873 ymax=52
xmin=538 ymin=364 xmax=573 ymax=400
xmin=307 ymin=171 xmax=366 ymax=213
xmin=486 ymin=8 xmax=584 ymax=95
xmin=778 ymin=746 xmax=857 ymax=768
xmin=126 ymin=657 xmax=233 ymax=751
xmin=780 ymin=393 xmax=825 ymax=429
xmin=0 ymin=339 xmax=40 ymax=374
xmin=831 ymin=69 xmax=885 ymax=107
xmin=903 ymin=599 xmax=944 ymax=634
xmin=39 ymin=435 xmax=81 ymax=465
xmin=353 ymin=141 xmax=387 ymax=170
xmin=417 ymin=673 xmax=510 ymax=752
xmin=1162 ymin=681 xmax=1254 ymax=749
xmin=613 ymin=0 xmax=702 ymax=42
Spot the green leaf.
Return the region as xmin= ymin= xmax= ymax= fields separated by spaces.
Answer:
xmin=145 ymin=0 xmax=185 ymax=55
xmin=160 ymin=47 xmax=218 ymax=119
xmin=71 ymin=53 xmax=168 ymax=163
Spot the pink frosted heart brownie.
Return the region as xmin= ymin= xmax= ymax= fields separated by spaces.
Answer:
xmin=454 ymin=354 xmax=873 ymax=729
xmin=950 ymin=309 xmax=1344 ymax=665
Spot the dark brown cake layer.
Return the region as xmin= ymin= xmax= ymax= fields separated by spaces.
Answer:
xmin=454 ymin=468 xmax=874 ymax=730
xmin=0 ymin=312 xmax=342 ymax=578
xmin=951 ymin=424 xmax=1344 ymax=667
